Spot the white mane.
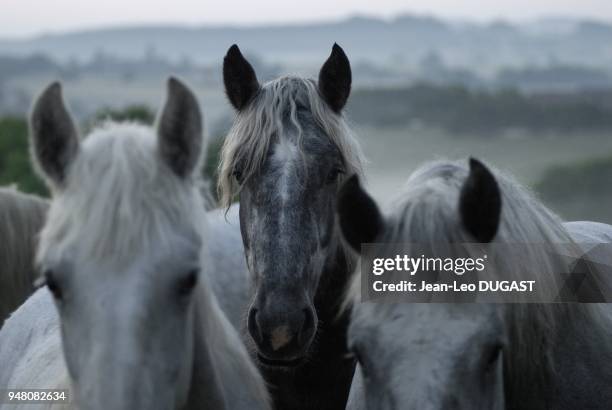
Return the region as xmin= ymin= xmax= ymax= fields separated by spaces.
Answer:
xmin=218 ymin=76 xmax=365 ymax=208
xmin=37 ymin=122 xmax=205 ymax=267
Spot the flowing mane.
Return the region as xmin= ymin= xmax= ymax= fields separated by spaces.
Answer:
xmin=218 ymin=76 xmax=365 ymax=208
xmin=37 ymin=121 xmax=206 ymax=267
xmin=345 ymin=159 xmax=612 ymax=400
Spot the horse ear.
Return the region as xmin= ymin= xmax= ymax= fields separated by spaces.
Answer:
xmin=29 ymin=82 xmax=79 ymax=189
xmin=338 ymin=175 xmax=383 ymax=252
xmin=459 ymin=158 xmax=502 ymax=243
xmin=318 ymin=43 xmax=352 ymax=113
xmin=223 ymin=44 xmax=260 ymax=111
xmin=157 ymin=77 xmax=203 ymax=178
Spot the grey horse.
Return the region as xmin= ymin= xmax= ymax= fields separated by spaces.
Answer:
xmin=339 ymin=159 xmax=612 ymax=410
xmin=218 ymin=43 xmax=365 ymax=409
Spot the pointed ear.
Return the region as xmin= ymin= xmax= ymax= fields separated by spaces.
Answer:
xmin=318 ymin=43 xmax=352 ymax=113
xmin=223 ymin=44 xmax=260 ymax=111
xmin=338 ymin=175 xmax=383 ymax=252
xmin=459 ymin=158 xmax=502 ymax=243
xmin=157 ymin=77 xmax=203 ymax=178
xmin=29 ymin=82 xmax=79 ymax=189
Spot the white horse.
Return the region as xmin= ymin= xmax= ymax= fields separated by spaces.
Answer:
xmin=0 ymin=187 xmax=48 ymax=327
xmin=0 ymin=185 xmax=248 ymax=332
xmin=0 ymin=79 xmax=270 ymax=410
xmin=339 ymin=159 xmax=612 ymax=410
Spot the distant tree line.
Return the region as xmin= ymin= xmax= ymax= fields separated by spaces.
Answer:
xmin=348 ymin=83 xmax=612 ymax=134
xmin=535 ymin=156 xmax=612 ymax=223
xmin=537 ymin=156 xmax=612 ymax=201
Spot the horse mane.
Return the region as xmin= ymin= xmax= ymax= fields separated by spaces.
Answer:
xmin=37 ymin=121 xmax=206 ymax=266
xmin=344 ymin=159 xmax=611 ymax=402
xmin=195 ymin=281 xmax=271 ymax=408
xmin=0 ymin=187 xmax=48 ymax=323
xmin=218 ymin=76 xmax=365 ymax=208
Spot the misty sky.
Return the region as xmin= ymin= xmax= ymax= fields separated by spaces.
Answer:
xmin=2 ymin=0 xmax=612 ymax=37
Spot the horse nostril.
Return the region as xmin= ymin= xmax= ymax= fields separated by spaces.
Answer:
xmin=298 ymin=308 xmax=316 ymax=345
xmin=270 ymin=325 xmax=293 ymax=351
xmin=247 ymin=308 xmax=263 ymax=344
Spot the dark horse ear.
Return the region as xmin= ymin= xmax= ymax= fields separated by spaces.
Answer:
xmin=157 ymin=77 xmax=203 ymax=178
xmin=29 ymin=82 xmax=80 ymax=189
xmin=223 ymin=44 xmax=260 ymax=111
xmin=338 ymin=175 xmax=384 ymax=252
xmin=318 ymin=43 xmax=352 ymax=113
xmin=459 ymin=158 xmax=502 ymax=243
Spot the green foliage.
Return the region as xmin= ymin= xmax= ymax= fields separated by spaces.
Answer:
xmin=348 ymin=84 xmax=612 ymax=134
xmin=536 ymin=156 xmax=612 ymax=200
xmin=0 ymin=117 xmax=48 ymax=196
xmin=0 ymin=105 xmax=226 ymax=201
xmin=536 ymin=156 xmax=612 ymax=223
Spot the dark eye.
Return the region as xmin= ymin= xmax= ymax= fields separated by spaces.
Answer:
xmin=177 ymin=269 xmax=199 ymax=296
xmin=232 ymin=168 xmax=243 ymax=184
xmin=326 ymin=167 xmax=344 ymax=184
xmin=44 ymin=270 xmax=62 ymax=301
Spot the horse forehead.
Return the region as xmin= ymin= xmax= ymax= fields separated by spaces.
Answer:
xmin=60 ymin=229 xmax=201 ymax=277
xmin=273 ymin=107 xmax=338 ymax=154
xmin=265 ymin=134 xmax=337 ymax=178
xmin=272 ymin=139 xmax=298 ymax=165
xmin=40 ymin=190 xmax=203 ymax=268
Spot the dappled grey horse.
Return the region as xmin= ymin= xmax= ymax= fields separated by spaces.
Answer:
xmin=218 ymin=43 xmax=364 ymax=409
xmin=0 ymin=79 xmax=270 ymax=410
xmin=0 ymin=187 xmax=48 ymax=327
xmin=339 ymin=159 xmax=612 ymax=410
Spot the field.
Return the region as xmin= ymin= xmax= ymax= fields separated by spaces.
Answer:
xmin=356 ymin=125 xmax=612 ymax=222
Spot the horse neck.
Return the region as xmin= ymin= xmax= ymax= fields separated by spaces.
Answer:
xmin=187 ymin=283 xmax=270 ymax=410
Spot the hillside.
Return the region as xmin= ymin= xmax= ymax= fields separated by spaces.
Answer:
xmin=1 ymin=15 xmax=612 ymax=75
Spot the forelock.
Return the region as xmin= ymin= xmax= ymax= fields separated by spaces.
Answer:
xmin=218 ymin=76 xmax=365 ymax=208
xmin=37 ymin=122 xmax=206 ymax=266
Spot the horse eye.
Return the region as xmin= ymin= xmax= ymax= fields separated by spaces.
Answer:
xmin=232 ymin=168 xmax=243 ymax=184
xmin=177 ymin=269 xmax=199 ymax=296
xmin=44 ymin=270 xmax=63 ymax=301
xmin=326 ymin=167 xmax=344 ymax=184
